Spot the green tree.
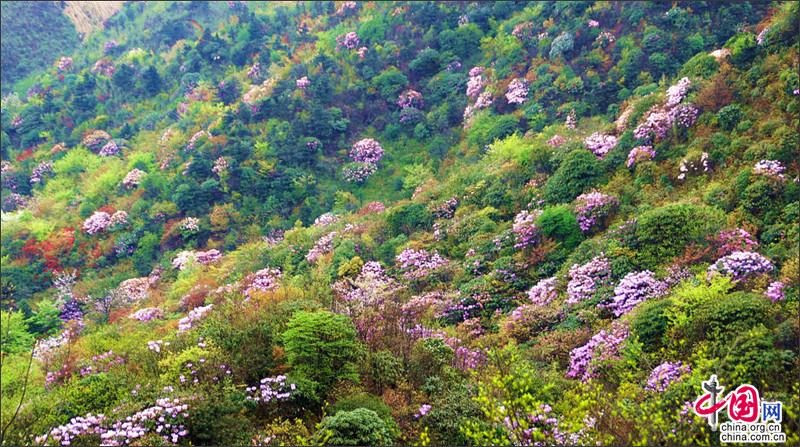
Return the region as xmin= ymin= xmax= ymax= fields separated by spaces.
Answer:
xmin=141 ymin=66 xmax=162 ymax=96
xmin=283 ymin=311 xmax=360 ymax=399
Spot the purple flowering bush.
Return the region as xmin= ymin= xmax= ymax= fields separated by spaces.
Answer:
xmin=574 ymin=192 xmax=618 ymax=233
xmin=567 ymin=255 xmax=612 ymax=304
xmin=583 ymin=132 xmax=617 ymax=158
xmin=567 ymin=322 xmax=629 ymax=381
xmin=604 ymin=270 xmax=667 ymax=316
xmin=645 ymin=361 xmax=691 ymax=391
xmin=707 ymin=251 xmax=773 ymax=281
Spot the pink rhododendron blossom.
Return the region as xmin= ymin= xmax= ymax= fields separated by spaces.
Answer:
xmin=178 ymin=304 xmax=213 ymax=332
xmin=296 ymin=76 xmax=310 ymax=89
xmin=396 ymin=248 xmax=450 ymax=279
xmin=753 ymin=160 xmax=786 ymax=181
xmin=575 ymin=191 xmax=618 ymax=232
xmin=527 ymin=277 xmax=559 ymax=306
xmin=83 ymin=211 xmax=112 ymax=234
xmin=584 ymin=132 xmax=617 ymax=158
xmin=707 ymin=251 xmax=773 ymax=280
xmin=505 ymin=78 xmax=529 ymax=104
xmin=336 ymin=31 xmax=360 ymax=50
xmin=646 ymin=361 xmax=691 ymax=391
xmin=567 ymin=255 xmax=611 ymax=304
xmin=123 ymin=168 xmax=146 ymax=188
xmin=567 ymin=322 xmax=628 ymax=381
xmin=604 ymin=270 xmax=667 ymax=316
xmin=626 ymin=145 xmax=655 ymax=168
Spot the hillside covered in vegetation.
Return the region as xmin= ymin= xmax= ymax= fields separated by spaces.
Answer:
xmin=1 ymin=1 xmax=798 ymax=445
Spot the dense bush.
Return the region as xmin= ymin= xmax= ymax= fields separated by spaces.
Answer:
xmin=283 ymin=311 xmax=361 ymax=399
xmin=314 ymin=408 xmax=395 ymax=446
xmin=634 ymin=203 xmax=724 ymax=267
xmin=544 ymin=150 xmax=603 ymax=204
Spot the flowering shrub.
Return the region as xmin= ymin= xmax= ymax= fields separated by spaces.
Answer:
xmin=335 ymin=262 xmax=395 ymax=308
xmin=626 ymin=145 xmax=655 ymax=168
xmin=765 ymin=281 xmax=785 ymax=302
xmin=604 ymin=271 xmax=667 ymax=317
xmin=633 ymin=108 xmax=671 ymax=142
xmin=56 ymin=56 xmax=73 ymax=72
xmin=714 ymin=228 xmax=759 ymax=255
xmin=565 ymin=110 xmax=577 ymax=129
xmin=82 ymin=130 xmax=112 ymax=152
xmin=466 ymin=67 xmax=487 ymax=98
xmin=306 ymin=231 xmax=337 ymax=263
xmin=574 ymin=191 xmax=618 ymax=233
xmin=567 ymin=255 xmax=611 ymax=304
xmin=397 ymin=89 xmax=423 ymax=109
xmin=313 ymin=212 xmax=339 ymax=227
xmin=247 ymin=63 xmax=261 ymax=80
xmin=646 ymin=361 xmax=691 ymax=392
xmin=178 ymin=304 xmax=213 ymax=332
xmin=677 ymin=151 xmax=710 ymax=180
xmin=179 ymin=217 xmax=200 ymax=234
xmin=2 ymin=193 xmax=27 ymax=211
xmin=117 ymin=277 xmax=150 ymax=303
xmin=756 ymin=27 xmax=770 ymax=45
xmin=35 ymin=414 xmax=106 ymax=445
xmin=396 ymin=248 xmax=449 ymax=279
xmin=547 ymin=135 xmax=566 ymax=147
xmin=707 ymin=251 xmax=773 ymax=280
xmin=186 ymin=130 xmax=209 ymax=151
xmin=343 ymin=162 xmax=377 ymax=183
xmin=753 ymin=160 xmax=786 ymax=181
xmin=431 ymin=197 xmax=458 ymax=219
xmin=416 ymin=404 xmax=432 ymax=418
xmin=669 ymin=103 xmax=699 ymax=128
xmin=336 ymin=1 xmax=357 ymax=15
xmin=567 ymin=322 xmax=628 ymax=381
xmin=101 ymin=398 xmax=190 ymax=445
xmin=79 ymin=350 xmax=125 ymax=377
xmin=350 ymin=138 xmax=384 ymax=164
xmin=512 ymin=209 xmax=542 ymax=248
xmin=172 ymin=251 xmax=196 ymax=270
xmin=30 ymin=161 xmax=54 ymax=184
xmin=583 ymin=132 xmax=617 ymax=158
xmin=527 ymin=277 xmax=559 ymax=306
xmin=463 ymin=91 xmax=493 ymax=121
xmin=336 ymin=31 xmax=360 ymax=50
xmin=595 ymin=31 xmax=615 ymax=46
xmin=122 ymin=168 xmax=146 ymax=188
xmin=147 ymin=339 xmax=169 ymax=353
xmin=109 ymin=210 xmax=129 ymax=229
xmin=665 ymin=77 xmax=691 ymax=108
xmin=505 ymin=78 xmax=529 ymax=104
xmin=243 ymin=267 xmax=282 ymax=297
xmin=92 ymin=58 xmax=115 ymax=77
xmin=406 ymin=325 xmax=485 ymax=371
xmin=296 ymin=76 xmax=310 ymax=90
xmin=212 ymin=157 xmax=228 ymax=175
xmin=83 ymin=211 xmax=112 ymax=234
xmin=130 ymin=307 xmax=164 ymax=322
xmin=246 ymin=375 xmax=296 ymax=404
xmin=362 ymin=201 xmax=386 ymax=214
xmin=511 ymin=22 xmax=534 ymax=40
